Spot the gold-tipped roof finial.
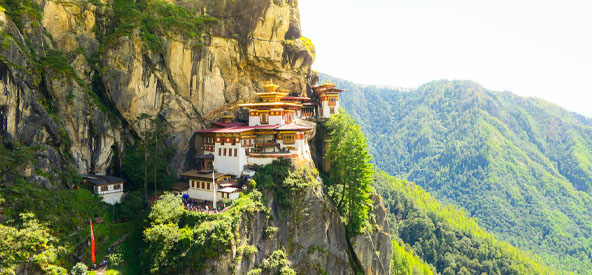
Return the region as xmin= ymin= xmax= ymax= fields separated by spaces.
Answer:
xmin=325 ymin=79 xmax=335 ymax=88
xmin=263 ymin=79 xmax=279 ymax=93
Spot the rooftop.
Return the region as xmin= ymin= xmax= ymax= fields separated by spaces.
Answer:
xmin=218 ymin=187 xmax=240 ymax=193
xmin=281 ymin=96 xmax=311 ymax=101
xmin=171 ymin=182 xmax=189 ymax=191
xmin=196 ymin=126 xmax=255 ymax=134
xmin=238 ymin=102 xmax=302 ymax=108
xmin=181 ymin=170 xmax=227 ymax=180
xmin=275 ymin=125 xmax=313 ymax=131
xmin=196 ymin=154 xmax=215 ymax=159
xmin=83 ymin=175 xmax=125 ymax=186
xmin=212 ymin=122 xmax=247 ymax=128
xmin=196 ymin=124 xmax=282 ymax=134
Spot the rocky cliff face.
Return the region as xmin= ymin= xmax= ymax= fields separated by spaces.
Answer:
xmin=199 ymin=173 xmax=392 ymax=275
xmin=0 ymin=0 xmax=316 ymax=184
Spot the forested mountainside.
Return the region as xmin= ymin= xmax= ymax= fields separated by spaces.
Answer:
xmin=324 ymin=73 xmax=592 ymax=273
xmin=374 ymin=171 xmax=551 ymax=275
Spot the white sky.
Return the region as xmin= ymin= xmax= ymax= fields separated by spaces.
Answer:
xmin=299 ymin=0 xmax=592 ymax=117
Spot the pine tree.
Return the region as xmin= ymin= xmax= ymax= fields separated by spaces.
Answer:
xmin=123 ymin=114 xmax=175 ymax=200
xmin=325 ymin=111 xmax=374 ymax=235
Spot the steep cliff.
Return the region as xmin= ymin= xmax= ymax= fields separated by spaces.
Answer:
xmin=0 ymin=0 xmax=316 ymax=185
xmin=143 ymin=162 xmax=392 ymax=275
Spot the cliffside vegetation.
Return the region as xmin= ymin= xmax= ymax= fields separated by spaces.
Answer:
xmin=142 ymin=192 xmax=267 ymax=273
xmin=328 ymin=73 xmax=592 ymax=273
xmin=324 ymin=111 xmax=374 ymax=235
xmin=0 ymin=213 xmax=67 ymax=274
xmin=0 ymin=181 xmax=141 ymax=273
xmin=122 ymin=115 xmax=176 ymax=200
xmin=105 ymin=0 xmax=218 ymax=53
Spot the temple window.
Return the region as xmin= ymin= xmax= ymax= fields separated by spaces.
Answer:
xmin=261 ymin=113 xmax=269 ymax=124
xmin=284 ymin=134 xmax=295 ymax=144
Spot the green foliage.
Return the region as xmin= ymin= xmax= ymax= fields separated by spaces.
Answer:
xmin=284 ymin=36 xmax=315 ymax=58
xmin=104 ymin=0 xmax=218 ymax=53
xmin=330 ymin=74 xmax=592 ymax=273
xmin=142 ymin=192 xmax=265 ymax=273
xmin=41 ymin=50 xmax=76 ymax=80
xmin=148 ymin=193 xmax=185 ymax=225
xmin=253 ymin=158 xmax=318 ymax=207
xmin=107 ymin=251 xmax=124 ymax=267
xmin=391 ymin=240 xmax=433 ymax=275
xmin=264 ymin=226 xmax=279 ymax=240
xmin=107 ymin=226 xmax=144 ymax=275
xmin=0 ymin=182 xmax=137 ymax=270
xmin=0 ymin=0 xmax=41 ymax=28
xmin=375 ymin=171 xmax=553 ymax=274
xmin=324 ymin=111 xmax=374 ymax=235
xmin=260 ymin=249 xmax=296 ymax=275
xmin=122 ymin=115 xmax=176 ymax=198
xmin=243 ymin=245 xmax=258 ymax=256
xmin=0 ymin=213 xmax=67 ymax=274
xmin=114 ymin=190 xmax=144 ymax=220
xmin=71 ymin=262 xmax=88 ymax=275
xmin=248 ymin=179 xmax=257 ymax=190
xmin=307 ymin=245 xmax=328 ymax=255
xmin=0 ymin=137 xmax=36 ymax=184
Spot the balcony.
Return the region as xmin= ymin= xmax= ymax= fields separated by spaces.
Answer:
xmin=254 ymin=142 xmax=276 ymax=148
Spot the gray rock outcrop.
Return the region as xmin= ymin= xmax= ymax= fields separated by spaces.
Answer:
xmin=0 ymin=0 xmax=316 ymax=183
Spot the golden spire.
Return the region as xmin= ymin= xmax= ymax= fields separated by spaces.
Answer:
xmin=263 ymin=79 xmax=279 ymax=93
xmin=326 ymin=79 xmax=335 ymax=88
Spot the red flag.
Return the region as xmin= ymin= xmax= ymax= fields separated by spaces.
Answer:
xmin=90 ymin=220 xmax=96 ymax=263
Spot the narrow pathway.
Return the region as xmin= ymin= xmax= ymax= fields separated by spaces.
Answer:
xmin=94 ymin=233 xmax=129 ymax=275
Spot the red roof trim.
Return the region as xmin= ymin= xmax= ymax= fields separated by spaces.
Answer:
xmin=196 ymin=124 xmax=283 ymax=134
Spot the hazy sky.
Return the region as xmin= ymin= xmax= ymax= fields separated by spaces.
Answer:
xmin=299 ymin=0 xmax=592 ymax=117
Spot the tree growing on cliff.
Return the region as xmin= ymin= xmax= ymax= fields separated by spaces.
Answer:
xmin=122 ymin=115 xmax=175 ymax=200
xmin=325 ymin=111 xmax=374 ymax=235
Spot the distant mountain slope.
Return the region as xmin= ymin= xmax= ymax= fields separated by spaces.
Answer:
xmin=321 ymin=73 xmax=592 ymax=273
xmin=374 ymin=171 xmax=552 ymax=274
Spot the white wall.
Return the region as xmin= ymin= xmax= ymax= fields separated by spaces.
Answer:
xmin=100 ymin=192 xmax=124 ymax=205
xmin=188 ymin=188 xmax=217 ymax=202
xmin=187 ymin=187 xmax=240 ymax=203
xmin=95 ymin=184 xmax=123 ymax=195
xmin=249 ymin=115 xmax=261 ymax=126
xmin=213 ymin=142 xmax=246 ymax=177
xmin=321 ymin=100 xmax=331 ymax=118
xmin=269 ymin=115 xmax=283 ymax=125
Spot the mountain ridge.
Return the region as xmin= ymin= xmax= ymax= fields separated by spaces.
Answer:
xmin=323 ymin=73 xmax=592 ymax=273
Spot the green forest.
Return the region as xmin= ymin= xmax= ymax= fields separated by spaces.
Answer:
xmin=326 ymin=73 xmax=592 ymax=273
xmin=375 ymin=171 xmax=552 ymax=274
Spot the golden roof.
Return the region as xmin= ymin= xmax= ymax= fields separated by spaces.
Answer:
xmin=264 ymin=80 xmax=279 ymax=93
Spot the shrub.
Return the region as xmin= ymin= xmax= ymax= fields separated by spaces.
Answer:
xmin=71 ymin=262 xmax=88 ymax=275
